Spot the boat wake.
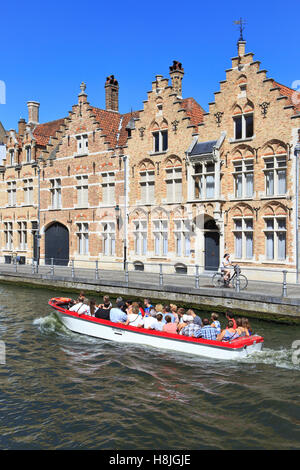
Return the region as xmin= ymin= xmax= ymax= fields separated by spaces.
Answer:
xmin=237 ymin=347 xmax=300 ymax=370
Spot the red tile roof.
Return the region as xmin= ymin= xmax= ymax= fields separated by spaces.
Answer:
xmin=33 ymin=118 xmax=65 ymax=146
xmin=91 ymin=107 xmax=122 ymax=148
xmin=181 ymin=97 xmax=205 ymax=128
xmin=273 ymin=81 xmax=300 ymax=113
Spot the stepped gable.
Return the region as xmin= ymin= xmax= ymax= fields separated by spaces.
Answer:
xmin=33 ymin=118 xmax=66 ymax=146
xmin=118 ymin=110 xmax=140 ymax=147
xmin=91 ymin=107 xmax=122 ymax=148
xmin=181 ymin=97 xmax=205 ymax=128
xmin=272 ymin=80 xmax=300 ymax=114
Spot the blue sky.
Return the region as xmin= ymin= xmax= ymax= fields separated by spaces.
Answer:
xmin=0 ymin=0 xmax=299 ymax=130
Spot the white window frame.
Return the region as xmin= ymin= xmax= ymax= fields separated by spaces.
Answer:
xmin=7 ymin=181 xmax=17 ymax=206
xmin=76 ymin=223 xmax=89 ymax=255
xmin=133 ymin=219 xmax=147 ymax=255
xmin=101 ymin=172 xmax=115 ymax=205
xmin=101 ymin=221 xmax=116 ymax=256
xmin=192 ymin=161 xmax=215 ymax=200
xmin=140 ymin=169 xmax=155 ymax=204
xmin=153 ymin=219 xmax=168 ymax=256
xmin=76 ymin=134 xmax=89 ymax=155
xmin=4 ymin=222 xmax=13 ymax=250
xmin=76 ymin=175 xmax=89 ymax=208
xmin=25 ymin=146 xmax=32 ymax=163
xmin=263 ymin=216 xmax=287 ymax=261
xmin=233 ymin=217 xmax=254 ymax=260
xmin=50 ymin=178 xmax=62 ymax=209
xmin=23 ymin=179 xmax=34 ymax=205
xmin=233 ymin=159 xmax=254 ymax=198
xmin=233 ymin=112 xmax=254 ymax=140
xmin=264 ymin=155 xmax=287 ymax=196
xmin=17 ymin=221 xmax=27 ymax=250
xmin=152 ymin=130 xmax=168 ymax=153
xmin=173 ymin=219 xmax=191 ymax=257
xmin=166 ymin=167 xmax=182 ymax=203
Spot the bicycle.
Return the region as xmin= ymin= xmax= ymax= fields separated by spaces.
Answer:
xmin=212 ymin=264 xmax=248 ymax=290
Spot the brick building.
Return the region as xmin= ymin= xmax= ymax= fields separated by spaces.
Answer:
xmin=1 ymin=39 xmax=300 ymax=281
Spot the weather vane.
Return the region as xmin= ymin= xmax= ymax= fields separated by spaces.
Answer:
xmin=234 ymin=18 xmax=246 ymax=41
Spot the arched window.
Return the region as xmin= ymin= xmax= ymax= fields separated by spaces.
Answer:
xmin=139 ymin=159 xmax=155 ymax=204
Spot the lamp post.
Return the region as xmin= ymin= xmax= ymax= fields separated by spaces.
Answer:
xmin=294 ymin=130 xmax=300 ymax=284
xmin=32 ymin=156 xmax=43 ymax=268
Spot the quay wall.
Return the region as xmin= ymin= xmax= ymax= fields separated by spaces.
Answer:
xmin=0 ymin=272 xmax=300 ymax=324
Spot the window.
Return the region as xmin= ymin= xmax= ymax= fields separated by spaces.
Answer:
xmin=76 ymin=134 xmax=89 ymax=155
xmin=264 ymin=156 xmax=287 ymax=196
xmin=153 ymin=219 xmax=168 ymax=256
xmin=101 ymin=172 xmax=115 ymax=205
xmin=233 ymin=159 xmax=254 ymax=198
xmin=7 ymin=181 xmax=16 ymax=206
xmin=192 ymin=162 xmax=215 ymax=199
xmin=4 ymin=222 xmax=13 ymax=250
xmin=9 ymin=150 xmax=15 ymax=166
xmin=102 ymin=222 xmax=116 ymax=256
xmin=140 ymin=169 xmax=155 ymax=204
xmin=25 ymin=146 xmax=31 ymax=163
xmin=133 ymin=220 xmax=147 ymax=255
xmin=233 ymin=113 xmax=254 ymax=140
xmin=23 ymin=179 xmax=33 ymax=205
xmin=264 ymin=217 xmax=286 ymax=261
xmin=233 ymin=218 xmax=253 ymax=259
xmin=153 ymin=130 xmax=168 ymax=153
xmin=18 ymin=222 xmax=27 ymax=250
xmin=50 ymin=179 xmax=62 ymax=209
xmin=76 ymin=223 xmax=89 ymax=255
xmin=166 ymin=167 xmax=182 ymax=202
xmin=76 ymin=175 xmax=88 ymax=207
xmin=174 ymin=219 xmax=191 ymax=257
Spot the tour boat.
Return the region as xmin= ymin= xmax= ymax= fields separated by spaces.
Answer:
xmin=48 ymin=297 xmax=264 ymax=360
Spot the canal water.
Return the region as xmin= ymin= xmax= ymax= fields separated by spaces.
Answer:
xmin=0 ymin=283 xmax=299 ymax=450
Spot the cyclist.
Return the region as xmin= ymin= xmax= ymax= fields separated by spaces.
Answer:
xmin=221 ymin=253 xmax=233 ymax=286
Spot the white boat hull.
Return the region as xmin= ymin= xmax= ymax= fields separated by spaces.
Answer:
xmin=55 ymin=309 xmax=263 ymax=361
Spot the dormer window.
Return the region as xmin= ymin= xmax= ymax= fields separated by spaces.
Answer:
xmin=25 ymin=146 xmax=31 ymax=163
xmin=76 ymin=134 xmax=88 ymax=155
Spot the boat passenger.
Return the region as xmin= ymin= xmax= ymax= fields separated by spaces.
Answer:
xmin=177 ymin=307 xmax=186 ymax=323
xmin=69 ymin=299 xmax=92 ymax=316
xmin=153 ymin=313 xmax=164 ymax=332
xmin=124 ymin=305 xmax=143 ymax=327
xmin=139 ymin=310 xmax=158 ymax=329
xmin=109 ymin=301 xmax=128 ymax=324
xmin=225 ymin=311 xmax=237 ymax=329
xmin=170 ymin=304 xmax=179 ymax=322
xmin=200 ymin=318 xmax=218 ymax=340
xmin=162 ymin=305 xmax=176 ymax=323
xmin=242 ymin=317 xmax=252 ymax=336
xmin=235 ymin=318 xmax=249 ymax=337
xmin=186 ymin=309 xmax=202 ymax=326
xmin=95 ymin=296 xmax=112 ymax=320
xmin=144 ymin=298 xmax=153 ymax=314
xmin=217 ymin=320 xmax=240 ymax=341
xmin=77 ymin=291 xmax=87 ymax=303
xmin=163 ymin=315 xmax=178 ymax=334
xmin=181 ymin=322 xmax=202 ymax=338
xmin=211 ymin=313 xmax=221 ymax=334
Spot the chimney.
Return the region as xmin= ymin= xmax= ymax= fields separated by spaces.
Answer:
xmin=237 ymin=40 xmax=246 ymax=57
xmin=18 ymin=118 xmax=26 ymax=136
xmin=27 ymin=101 xmax=40 ymax=125
xmin=105 ymin=75 xmax=119 ymax=112
xmin=169 ymin=61 xmax=184 ymax=98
